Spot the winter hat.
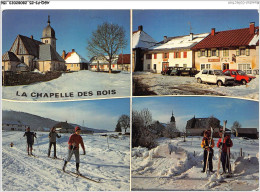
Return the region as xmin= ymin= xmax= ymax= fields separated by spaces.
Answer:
xmin=75 ymin=126 xmax=81 ymax=132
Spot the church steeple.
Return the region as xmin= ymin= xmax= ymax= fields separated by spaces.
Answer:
xmin=41 ymin=15 xmax=56 ymax=50
xmin=170 ymin=111 xmax=175 ymax=122
xmin=48 ymin=15 xmax=50 ymax=25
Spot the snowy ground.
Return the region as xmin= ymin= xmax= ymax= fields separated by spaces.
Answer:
xmin=2 ymin=131 xmax=130 ymax=191
xmin=132 ymin=136 xmax=259 ymax=191
xmin=3 ymin=70 xmax=130 ymax=101
xmin=133 ymin=72 xmax=259 ymax=100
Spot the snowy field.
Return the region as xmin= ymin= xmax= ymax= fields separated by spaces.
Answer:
xmin=3 ymin=70 xmax=130 ymax=101
xmin=133 ymin=72 xmax=259 ymax=100
xmin=2 ymin=131 xmax=130 ymax=191
xmin=132 ymin=136 xmax=259 ymax=191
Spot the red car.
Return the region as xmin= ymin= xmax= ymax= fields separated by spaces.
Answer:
xmin=223 ymin=69 xmax=256 ymax=85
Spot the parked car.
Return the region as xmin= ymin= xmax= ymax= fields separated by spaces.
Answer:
xmin=161 ymin=67 xmax=173 ymax=75
xmin=170 ymin=67 xmax=198 ymax=76
xmin=195 ymin=69 xmax=235 ymax=86
xmin=223 ymin=69 xmax=256 ymax=85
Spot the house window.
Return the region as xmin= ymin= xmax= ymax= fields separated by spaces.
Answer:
xmin=153 ymin=64 xmax=156 ymax=70
xmin=183 ymin=64 xmax=187 ymax=68
xmin=154 ymin=53 xmax=157 ymax=59
xmin=174 ymin=52 xmax=181 ymax=58
xmin=163 ymin=52 xmax=169 ymax=59
xmin=147 ymin=64 xmax=151 ymax=70
xmin=175 ymin=64 xmax=179 ymax=67
xmin=223 ymin=48 xmax=229 ymax=57
xmin=45 ymin=40 xmax=48 ymax=43
xmin=212 ymin=50 xmax=217 ymax=56
xmin=201 ymin=64 xmax=211 ymax=70
xmin=238 ymin=64 xmax=252 ymax=74
xmin=183 ymin=52 xmax=187 ymax=58
xmin=146 ymin=54 xmax=152 ymax=60
xmin=200 ymin=50 xmax=207 ymax=57
xmin=71 ymin=64 xmax=73 ymax=67
xmin=240 ymin=48 xmax=246 ymax=56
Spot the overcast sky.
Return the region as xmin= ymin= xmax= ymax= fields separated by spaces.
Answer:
xmin=133 ymin=9 xmax=259 ymax=42
xmin=2 ymin=98 xmax=130 ymax=131
xmin=2 ymin=10 xmax=130 ymax=60
xmin=133 ymin=96 xmax=259 ymax=132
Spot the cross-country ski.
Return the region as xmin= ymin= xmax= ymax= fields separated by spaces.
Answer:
xmin=2 ymin=129 xmax=130 ymax=191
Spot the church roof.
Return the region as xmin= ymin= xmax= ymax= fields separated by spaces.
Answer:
xmin=38 ymin=44 xmax=64 ymax=62
xmin=10 ymin=35 xmax=43 ymax=57
xmin=41 ymin=16 xmax=56 ymax=39
xmin=2 ymin=51 xmax=20 ymax=62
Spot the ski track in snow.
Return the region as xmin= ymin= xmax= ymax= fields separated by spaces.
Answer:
xmin=3 ymin=70 xmax=131 ymax=101
xmin=132 ymin=137 xmax=259 ymax=191
xmin=2 ymin=131 xmax=130 ymax=191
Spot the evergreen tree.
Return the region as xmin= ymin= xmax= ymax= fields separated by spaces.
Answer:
xmin=115 ymin=121 xmax=122 ymax=132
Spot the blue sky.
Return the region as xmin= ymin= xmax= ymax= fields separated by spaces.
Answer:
xmin=133 ymin=97 xmax=259 ymax=132
xmin=133 ymin=10 xmax=259 ymax=41
xmin=2 ymin=98 xmax=130 ymax=131
xmin=2 ymin=10 xmax=130 ymax=60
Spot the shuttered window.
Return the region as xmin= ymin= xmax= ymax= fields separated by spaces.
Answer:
xmin=183 ymin=52 xmax=187 ymax=58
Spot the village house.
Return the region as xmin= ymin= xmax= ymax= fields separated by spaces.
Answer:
xmin=89 ymin=54 xmax=130 ymax=72
xmin=89 ymin=56 xmax=118 ymax=71
xmin=143 ymin=33 xmax=209 ymax=73
xmin=62 ymin=49 xmax=89 ymax=71
xmin=236 ymin=128 xmax=258 ymax=139
xmin=132 ymin=25 xmax=157 ymax=72
xmin=191 ymin=22 xmax=259 ymax=75
xmin=186 ymin=116 xmax=222 ymax=136
xmin=2 ymin=16 xmax=65 ymax=73
xmin=2 ymin=121 xmax=29 ymax=131
xmin=117 ymin=54 xmax=131 ymax=72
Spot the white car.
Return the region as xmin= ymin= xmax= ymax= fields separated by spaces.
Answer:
xmin=195 ymin=69 xmax=235 ymax=86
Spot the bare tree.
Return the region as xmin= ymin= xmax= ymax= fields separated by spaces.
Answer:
xmin=231 ymin=121 xmax=242 ymax=135
xmin=118 ymin=114 xmax=130 ymax=133
xmin=87 ymin=22 xmax=127 ymax=73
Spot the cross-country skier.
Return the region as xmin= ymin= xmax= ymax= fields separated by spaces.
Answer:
xmin=62 ymin=126 xmax=86 ymax=174
xmin=201 ymin=130 xmax=215 ymax=173
xmin=23 ymin=127 xmax=37 ymax=155
xmin=217 ymin=130 xmax=233 ymax=174
xmin=48 ymin=127 xmax=61 ymax=158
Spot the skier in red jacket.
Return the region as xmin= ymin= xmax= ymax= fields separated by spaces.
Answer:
xmin=217 ymin=131 xmax=233 ymax=174
xmin=62 ymin=126 xmax=86 ymax=174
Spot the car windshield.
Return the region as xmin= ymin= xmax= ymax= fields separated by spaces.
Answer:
xmin=237 ymin=70 xmax=246 ymax=75
xmin=214 ymin=70 xmax=224 ymax=75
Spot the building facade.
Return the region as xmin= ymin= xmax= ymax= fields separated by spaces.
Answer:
xmin=132 ymin=25 xmax=157 ymax=72
xmin=192 ymin=23 xmax=259 ymax=74
xmin=63 ymin=49 xmax=89 ymax=71
xmin=143 ymin=33 xmax=209 ymax=73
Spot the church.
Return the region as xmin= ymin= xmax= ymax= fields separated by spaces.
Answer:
xmin=2 ymin=16 xmax=65 ymax=73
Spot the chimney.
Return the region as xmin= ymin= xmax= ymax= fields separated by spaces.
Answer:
xmin=211 ymin=28 xmax=215 ymax=36
xmin=72 ymin=49 xmax=75 ymax=52
xmin=189 ymin=33 xmax=193 ymax=41
xmin=138 ymin=25 xmax=143 ymax=31
xmin=164 ymin=36 xmax=167 ymax=43
xmin=249 ymin=22 xmax=255 ymax=34
xmin=30 ymin=35 xmax=33 ymax=39
xmin=62 ymin=50 xmax=66 ymax=59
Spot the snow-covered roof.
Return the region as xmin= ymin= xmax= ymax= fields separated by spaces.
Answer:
xmin=90 ymin=55 xmax=118 ymax=65
xmin=65 ymin=51 xmax=89 ymax=63
xmin=249 ymin=34 xmax=259 ymax=46
xmin=149 ymin=33 xmax=209 ymax=51
xmin=132 ymin=30 xmax=157 ymax=49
